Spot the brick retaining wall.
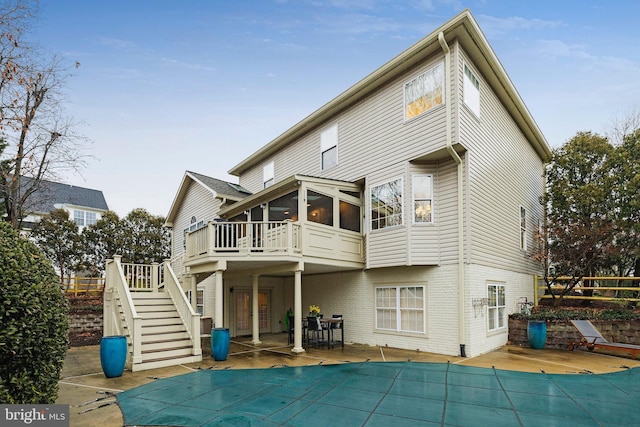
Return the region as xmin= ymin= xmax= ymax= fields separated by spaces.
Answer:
xmin=69 ymin=310 xmax=103 ymax=334
xmin=509 ymin=318 xmax=640 ymax=349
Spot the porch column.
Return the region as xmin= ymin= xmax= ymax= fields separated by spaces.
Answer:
xmin=251 ymin=274 xmax=261 ymax=345
xmin=291 ymin=269 xmax=305 ymax=353
xmin=214 ymin=270 xmax=224 ymax=328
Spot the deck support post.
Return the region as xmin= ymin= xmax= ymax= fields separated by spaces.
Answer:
xmin=291 ymin=267 xmax=305 ymax=354
xmin=214 ymin=270 xmax=224 ymax=328
xmin=252 ymin=274 xmax=262 ymax=345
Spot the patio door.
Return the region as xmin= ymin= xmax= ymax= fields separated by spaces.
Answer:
xmin=234 ymin=289 xmax=270 ymax=336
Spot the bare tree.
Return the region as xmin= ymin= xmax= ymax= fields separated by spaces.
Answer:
xmin=0 ymin=0 xmax=88 ymax=229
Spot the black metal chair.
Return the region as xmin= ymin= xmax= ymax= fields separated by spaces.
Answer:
xmin=287 ymin=314 xmax=295 ymax=345
xmin=330 ymin=315 xmax=344 ymax=348
xmin=306 ymin=316 xmax=323 ymax=348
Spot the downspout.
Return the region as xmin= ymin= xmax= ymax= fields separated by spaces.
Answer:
xmin=438 ymin=32 xmax=466 ymax=357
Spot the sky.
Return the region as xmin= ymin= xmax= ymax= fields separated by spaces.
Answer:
xmin=28 ymin=0 xmax=640 ymax=217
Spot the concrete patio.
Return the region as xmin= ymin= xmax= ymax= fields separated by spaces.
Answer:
xmin=57 ymin=333 xmax=640 ymax=426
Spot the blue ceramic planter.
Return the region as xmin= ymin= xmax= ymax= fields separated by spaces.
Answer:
xmin=100 ymin=335 xmax=127 ymax=378
xmin=211 ymin=328 xmax=230 ymax=361
xmin=527 ymin=320 xmax=547 ymax=349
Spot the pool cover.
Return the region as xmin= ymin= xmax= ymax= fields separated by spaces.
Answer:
xmin=117 ymin=361 xmax=640 ymax=426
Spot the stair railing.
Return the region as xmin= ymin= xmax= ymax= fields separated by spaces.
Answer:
xmin=162 ymin=260 xmax=202 ymax=356
xmin=104 ymin=255 xmax=143 ymax=366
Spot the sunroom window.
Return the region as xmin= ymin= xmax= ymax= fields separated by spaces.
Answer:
xmin=371 ymin=178 xmax=403 ymax=230
xmin=307 ymin=190 xmax=333 ymax=226
xmin=339 ymin=200 xmax=360 ymax=232
xmin=268 ymin=191 xmax=298 ymax=221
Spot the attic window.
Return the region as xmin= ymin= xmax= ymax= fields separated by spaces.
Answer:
xmin=263 ymin=161 xmax=274 ymax=189
xmin=320 ymin=124 xmax=338 ymax=170
xmin=464 ymin=64 xmax=480 ymax=117
xmin=404 ymin=62 xmax=444 ymax=120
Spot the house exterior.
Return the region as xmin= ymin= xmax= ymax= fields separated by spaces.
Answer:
xmin=167 ymin=9 xmax=551 ymax=359
xmin=14 ymin=176 xmax=109 ymax=232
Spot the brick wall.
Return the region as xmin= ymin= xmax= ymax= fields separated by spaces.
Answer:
xmin=69 ymin=310 xmax=103 ymax=334
xmin=509 ymin=318 xmax=640 ymax=349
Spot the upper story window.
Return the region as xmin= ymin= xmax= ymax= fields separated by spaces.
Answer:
xmin=74 ymin=210 xmax=97 ymax=227
xmin=488 ymin=284 xmax=506 ymax=331
xmin=371 ymin=178 xmax=403 ymax=231
xmin=263 ymin=161 xmax=274 ymax=189
xmin=320 ymin=124 xmax=338 ymax=170
xmin=464 ymin=64 xmax=480 ymax=117
xmin=307 ymin=190 xmax=333 ymax=226
xmin=520 ymin=206 xmax=527 ymax=250
xmin=339 ymin=200 xmax=360 ymax=232
xmin=404 ymin=62 xmax=444 ymax=121
xmin=183 ymin=216 xmax=205 ymax=249
xmin=268 ymin=191 xmax=298 ymax=221
xmin=412 ymin=175 xmax=433 ymax=224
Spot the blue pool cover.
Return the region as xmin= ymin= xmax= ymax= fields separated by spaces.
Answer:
xmin=118 ymin=361 xmax=640 ymax=426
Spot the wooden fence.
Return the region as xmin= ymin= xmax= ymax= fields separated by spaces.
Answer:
xmin=535 ymin=276 xmax=640 ymax=305
xmin=63 ymin=277 xmax=105 ymax=296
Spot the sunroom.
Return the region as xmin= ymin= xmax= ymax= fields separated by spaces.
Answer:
xmin=183 ymin=175 xmax=365 ymax=275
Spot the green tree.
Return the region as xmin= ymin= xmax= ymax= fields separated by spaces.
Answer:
xmin=0 ymin=221 xmax=68 ymax=403
xmin=540 ymin=132 xmax=622 ymax=303
xmin=121 ymin=208 xmax=170 ymax=264
xmin=31 ymin=208 xmax=81 ymax=284
xmin=80 ymin=210 xmax=125 ymax=276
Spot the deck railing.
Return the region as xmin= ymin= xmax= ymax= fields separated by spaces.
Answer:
xmin=104 ymin=256 xmax=142 ymax=366
xmin=187 ymin=221 xmax=302 ymax=257
xmin=63 ymin=276 xmax=105 ymax=296
xmin=121 ymin=262 xmax=163 ymax=291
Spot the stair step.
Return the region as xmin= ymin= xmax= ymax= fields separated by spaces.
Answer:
xmin=131 ymin=355 xmax=202 ymax=372
xmin=141 ymin=346 xmax=193 ymax=361
xmin=141 ymin=331 xmax=190 ymax=342
xmin=131 ymin=292 xmax=172 ymax=299
xmin=142 ymin=324 xmax=187 ymax=334
xmin=136 ymin=304 xmax=176 ymax=312
xmin=142 ymin=339 xmax=192 ymax=352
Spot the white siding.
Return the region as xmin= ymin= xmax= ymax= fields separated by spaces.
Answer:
xmin=456 ymin=47 xmax=544 ymax=275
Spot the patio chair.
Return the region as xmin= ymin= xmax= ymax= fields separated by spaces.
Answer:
xmin=329 ymin=315 xmax=344 ymax=348
xmin=569 ymin=319 xmax=640 ymax=359
xmin=306 ymin=316 xmax=323 ymax=348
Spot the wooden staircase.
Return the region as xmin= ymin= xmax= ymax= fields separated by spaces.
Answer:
xmin=128 ymin=292 xmax=202 ymax=371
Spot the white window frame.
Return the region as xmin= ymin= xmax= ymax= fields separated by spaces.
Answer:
xmin=263 ymin=161 xmax=274 ymax=189
xmin=403 ymin=62 xmax=444 ymax=121
xmin=412 ymin=174 xmax=433 ymax=224
xmin=85 ymin=211 xmax=97 ymax=226
xmin=187 ymin=289 xmax=204 ymax=316
xmin=463 ymin=63 xmax=480 ymax=117
xmin=487 ymin=284 xmax=506 ymax=331
xmin=183 ymin=217 xmax=205 ymax=249
xmin=375 ymin=285 xmax=425 ymax=333
xmin=320 ymin=124 xmax=338 ymax=170
xmin=370 ymin=177 xmax=404 ymax=231
xmin=520 ymin=206 xmax=527 ymax=250
xmin=73 ymin=210 xmax=85 ymax=226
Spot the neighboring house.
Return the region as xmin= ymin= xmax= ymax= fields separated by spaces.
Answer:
xmin=166 ymin=9 xmax=551 ymax=359
xmin=12 ymin=176 xmax=109 ymax=232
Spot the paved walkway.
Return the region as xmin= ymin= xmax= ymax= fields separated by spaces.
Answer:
xmin=57 ymin=334 xmax=640 ymax=426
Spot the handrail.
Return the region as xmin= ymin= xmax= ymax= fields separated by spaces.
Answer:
xmin=104 ymin=256 xmax=143 ymax=366
xmin=534 ymin=275 xmax=640 ymax=305
xmin=162 ymin=259 xmax=201 ymax=356
xmin=186 ymin=221 xmax=302 ymax=257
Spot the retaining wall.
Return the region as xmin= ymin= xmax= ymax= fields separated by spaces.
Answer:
xmin=508 ymin=318 xmax=640 ymax=349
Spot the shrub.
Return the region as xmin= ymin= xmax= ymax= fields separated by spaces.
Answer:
xmin=510 ymin=307 xmax=640 ymax=321
xmin=0 ymin=222 xmax=69 ymax=403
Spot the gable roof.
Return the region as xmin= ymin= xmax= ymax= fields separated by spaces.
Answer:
xmin=164 ymin=171 xmax=251 ymax=226
xmin=229 ymin=9 xmax=551 ymax=177
xmin=20 ymin=176 xmax=109 ymax=214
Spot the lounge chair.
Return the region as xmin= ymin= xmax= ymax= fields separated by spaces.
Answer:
xmin=569 ymin=319 xmax=640 ymax=359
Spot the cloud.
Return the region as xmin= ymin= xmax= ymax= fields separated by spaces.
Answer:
xmin=478 ymin=14 xmax=564 ymax=37
xmin=316 ymin=13 xmax=403 ymax=35
xmin=160 ymin=57 xmax=217 ymax=72
xmin=534 ymin=39 xmax=594 ymax=60
xmin=97 ymin=37 xmax=136 ymax=50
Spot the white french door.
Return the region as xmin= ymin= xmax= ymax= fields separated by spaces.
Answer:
xmin=234 ymin=289 xmax=270 ymax=336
